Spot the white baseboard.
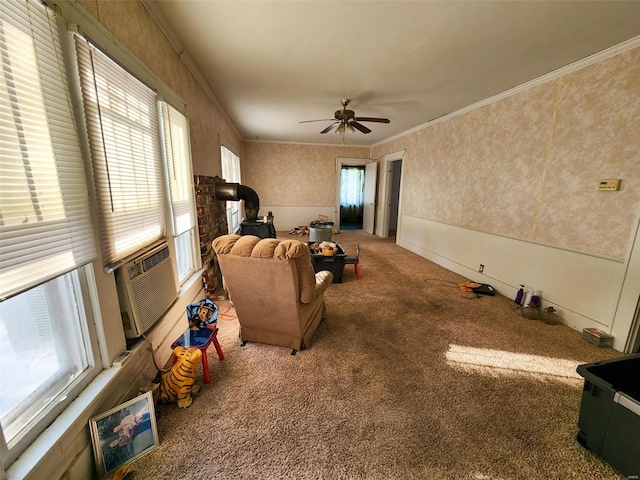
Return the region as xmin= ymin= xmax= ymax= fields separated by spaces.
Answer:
xmin=398 ymin=215 xmax=631 ymax=350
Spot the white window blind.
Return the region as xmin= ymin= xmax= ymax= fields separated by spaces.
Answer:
xmin=160 ymin=101 xmax=195 ymax=237
xmin=0 ymin=0 xmax=96 ymax=301
xmin=75 ymin=37 xmax=165 ymax=268
xmin=221 ymin=145 xmax=241 ymax=234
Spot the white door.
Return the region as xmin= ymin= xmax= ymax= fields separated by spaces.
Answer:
xmin=362 ymin=162 xmax=377 ymax=234
xmin=612 ymin=214 xmax=640 ymax=353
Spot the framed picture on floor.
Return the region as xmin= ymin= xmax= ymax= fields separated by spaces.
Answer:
xmin=89 ymin=391 xmax=159 ymax=477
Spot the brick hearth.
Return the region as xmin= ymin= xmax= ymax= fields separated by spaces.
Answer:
xmin=194 ymin=175 xmax=229 ymax=298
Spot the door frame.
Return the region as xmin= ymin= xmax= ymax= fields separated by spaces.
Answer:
xmin=362 ymin=161 xmax=378 ymax=234
xmin=611 ymin=210 xmax=640 ymax=353
xmin=335 ymin=157 xmax=372 ymax=232
xmin=375 ymin=150 xmax=406 ymax=238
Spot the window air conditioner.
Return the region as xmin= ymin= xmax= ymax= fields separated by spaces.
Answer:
xmin=116 ymin=242 xmax=178 ymax=339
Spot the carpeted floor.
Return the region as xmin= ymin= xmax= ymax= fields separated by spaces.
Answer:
xmin=129 ymin=230 xmax=625 ymax=479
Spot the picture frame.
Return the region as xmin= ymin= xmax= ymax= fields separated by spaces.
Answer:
xmin=89 ymin=391 xmax=159 ymax=478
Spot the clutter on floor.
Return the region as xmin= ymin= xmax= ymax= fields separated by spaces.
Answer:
xmin=582 ymin=328 xmax=614 ymax=348
xmin=309 ymin=241 xmax=338 ymax=255
xmin=289 ymin=215 xmax=341 ymax=237
xmin=289 ymin=225 xmax=309 ymax=236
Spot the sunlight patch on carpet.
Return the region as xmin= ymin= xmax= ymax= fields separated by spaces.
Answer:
xmin=445 ymin=344 xmax=583 ymax=386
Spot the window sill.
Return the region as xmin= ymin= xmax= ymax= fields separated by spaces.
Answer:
xmin=6 ymin=270 xmax=204 ymax=480
xmin=6 ymin=366 xmax=119 ymax=480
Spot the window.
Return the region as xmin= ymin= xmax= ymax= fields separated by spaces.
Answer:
xmin=160 ymin=101 xmax=198 ymax=283
xmin=220 ymin=146 xmax=241 ymax=234
xmin=173 ymin=229 xmax=196 ymax=282
xmin=75 ymin=37 xmax=166 ymax=268
xmin=0 ymin=270 xmax=99 ymax=464
xmin=0 ymin=0 xmax=99 ymax=467
xmin=1 ymin=0 xmax=198 ymax=474
xmin=0 ymin=1 xmax=97 ymax=300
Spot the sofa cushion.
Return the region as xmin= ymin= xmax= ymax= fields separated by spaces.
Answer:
xmin=213 ymin=235 xmax=318 ymax=305
xmin=230 ymin=235 xmax=261 ymax=257
xmin=275 ymin=240 xmax=316 ymax=304
xmin=212 ymin=234 xmax=240 ymax=254
xmin=251 ymin=238 xmax=280 ymax=258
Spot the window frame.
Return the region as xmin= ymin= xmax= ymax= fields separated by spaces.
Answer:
xmin=75 ymin=36 xmax=167 ymax=270
xmin=0 ymin=0 xmax=97 ymax=301
xmin=0 ymin=267 xmax=101 ymax=468
xmin=2 ymin=0 xmax=202 ymax=476
xmin=0 ymin=1 xmax=102 ymax=468
xmin=159 ymin=100 xmax=199 ymax=284
xmin=220 ymin=145 xmax=242 ymax=234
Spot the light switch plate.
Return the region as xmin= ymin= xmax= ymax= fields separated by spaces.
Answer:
xmin=598 ymin=179 xmax=621 ymax=191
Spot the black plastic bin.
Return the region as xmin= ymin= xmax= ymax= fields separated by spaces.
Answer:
xmin=308 ymin=243 xmax=346 ymax=283
xmin=576 ymin=354 xmax=640 ymax=477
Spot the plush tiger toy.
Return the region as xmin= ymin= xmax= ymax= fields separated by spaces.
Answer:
xmin=159 ymin=346 xmax=202 ymax=409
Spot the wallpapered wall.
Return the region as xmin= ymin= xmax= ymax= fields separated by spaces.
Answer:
xmin=372 ymin=46 xmax=640 ymax=260
xmin=75 ymin=0 xmax=639 ymax=259
xmin=77 ymin=0 xmax=242 ymax=177
xmin=242 ymin=142 xmax=370 ymax=206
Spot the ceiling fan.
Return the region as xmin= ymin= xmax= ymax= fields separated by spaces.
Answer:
xmin=300 ymin=99 xmax=390 ymax=135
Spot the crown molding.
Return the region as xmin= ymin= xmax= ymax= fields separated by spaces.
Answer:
xmin=372 ymin=35 xmax=640 ymax=149
xmin=243 ymin=138 xmax=371 ymax=149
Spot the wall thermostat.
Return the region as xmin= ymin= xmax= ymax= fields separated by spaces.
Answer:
xmin=598 ymin=179 xmax=621 ymax=191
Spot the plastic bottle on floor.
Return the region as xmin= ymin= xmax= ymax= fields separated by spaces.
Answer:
xmin=511 ymin=284 xmax=525 ymax=312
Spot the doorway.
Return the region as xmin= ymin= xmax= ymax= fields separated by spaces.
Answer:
xmin=388 ymin=160 xmax=402 ymax=239
xmin=335 ymin=157 xmax=376 ymax=233
xmin=339 ymin=165 xmax=365 ymax=230
xmin=375 ymin=149 xmax=405 ymax=239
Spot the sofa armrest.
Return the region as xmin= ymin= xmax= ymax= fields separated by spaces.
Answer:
xmin=314 ymin=270 xmax=333 ymax=295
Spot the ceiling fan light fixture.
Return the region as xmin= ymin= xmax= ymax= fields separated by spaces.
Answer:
xmin=304 ymin=99 xmax=390 ymax=136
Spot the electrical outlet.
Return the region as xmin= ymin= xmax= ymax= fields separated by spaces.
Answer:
xmin=479 ymin=264 xmax=484 ymax=273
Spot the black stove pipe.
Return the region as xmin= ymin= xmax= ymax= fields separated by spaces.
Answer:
xmin=214 ymin=182 xmax=260 ymax=221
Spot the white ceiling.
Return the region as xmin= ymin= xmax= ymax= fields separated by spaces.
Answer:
xmin=150 ymin=1 xmax=640 ymax=147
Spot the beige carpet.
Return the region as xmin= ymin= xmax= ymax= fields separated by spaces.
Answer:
xmin=130 ymin=230 xmax=625 ymax=480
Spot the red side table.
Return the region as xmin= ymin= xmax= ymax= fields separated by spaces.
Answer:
xmin=171 ymin=326 xmax=224 ymax=384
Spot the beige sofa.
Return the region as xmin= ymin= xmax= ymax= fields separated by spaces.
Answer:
xmin=212 ymin=234 xmax=333 ymax=352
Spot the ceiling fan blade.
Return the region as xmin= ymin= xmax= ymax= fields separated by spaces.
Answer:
xmin=349 ymin=121 xmax=371 ymax=134
xmin=320 ymin=121 xmax=340 ymax=134
xmin=300 ymin=119 xmax=335 ymax=123
xmin=353 ymin=117 xmax=390 ymax=124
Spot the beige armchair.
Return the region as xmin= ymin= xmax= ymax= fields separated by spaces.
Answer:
xmin=212 ymin=234 xmax=333 ymax=353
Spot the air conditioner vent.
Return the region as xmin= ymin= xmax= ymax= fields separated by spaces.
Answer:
xmin=142 ymin=246 xmax=170 ymax=271
xmin=116 ymin=243 xmax=178 ymax=338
